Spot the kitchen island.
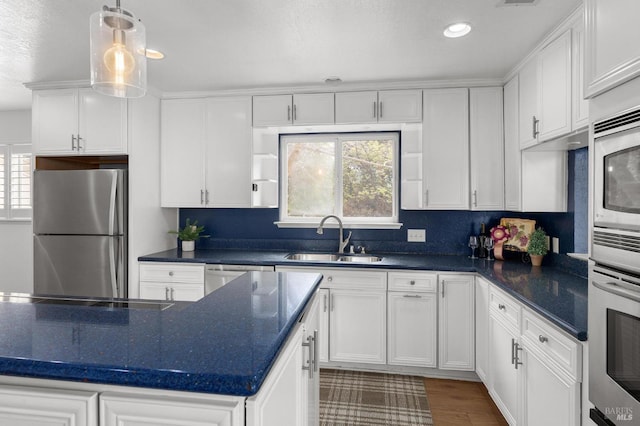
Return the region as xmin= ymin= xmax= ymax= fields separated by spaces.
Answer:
xmin=0 ymin=271 xmax=322 ymax=426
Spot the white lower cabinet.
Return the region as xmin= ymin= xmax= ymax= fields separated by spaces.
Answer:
xmin=0 ymin=385 xmax=98 ymax=426
xmin=317 ymin=288 xmax=330 ymax=363
xmin=387 ymin=272 xmax=437 ymax=368
xmin=483 ymin=285 xmax=582 ymax=426
xmin=475 ymin=276 xmax=490 ymax=382
xmin=139 ymin=262 xmax=205 ymax=302
xmin=101 ymin=393 xmax=242 ymax=426
xmin=438 ymin=274 xmax=475 ymax=371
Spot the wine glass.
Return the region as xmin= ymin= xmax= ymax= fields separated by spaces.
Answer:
xmin=468 ymin=236 xmax=479 ymax=259
xmin=484 ymin=238 xmax=495 ymax=261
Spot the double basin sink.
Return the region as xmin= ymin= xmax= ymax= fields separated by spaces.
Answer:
xmin=285 ymin=253 xmax=382 ymax=263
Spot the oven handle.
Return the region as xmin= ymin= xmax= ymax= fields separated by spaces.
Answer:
xmin=593 ymin=279 xmax=640 ymax=303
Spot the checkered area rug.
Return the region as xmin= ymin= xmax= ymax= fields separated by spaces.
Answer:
xmin=319 ymin=369 xmax=434 ymax=426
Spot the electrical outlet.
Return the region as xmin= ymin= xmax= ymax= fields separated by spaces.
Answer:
xmin=407 ymin=229 xmax=426 ymax=242
xmin=552 ymin=237 xmax=560 ymax=254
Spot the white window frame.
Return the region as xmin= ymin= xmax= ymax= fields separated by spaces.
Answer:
xmin=278 ymin=132 xmax=400 ymax=228
xmin=0 ymin=144 xmax=33 ymax=221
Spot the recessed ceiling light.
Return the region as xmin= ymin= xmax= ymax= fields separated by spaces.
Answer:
xmin=145 ymin=49 xmax=165 ymax=60
xmin=444 ymin=22 xmax=471 ymax=38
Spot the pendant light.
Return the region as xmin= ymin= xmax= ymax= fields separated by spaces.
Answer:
xmin=90 ymin=0 xmax=146 ymax=98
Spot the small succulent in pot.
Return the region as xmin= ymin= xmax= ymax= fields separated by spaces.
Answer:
xmin=527 ymin=227 xmax=548 ymax=266
xmin=169 ymin=218 xmax=210 ymax=241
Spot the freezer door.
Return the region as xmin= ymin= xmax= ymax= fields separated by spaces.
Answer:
xmin=34 ymin=235 xmax=125 ymax=298
xmin=33 ymin=169 xmax=125 ymax=235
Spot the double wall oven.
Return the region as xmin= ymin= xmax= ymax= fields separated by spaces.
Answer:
xmin=590 ymin=106 xmax=640 ymax=425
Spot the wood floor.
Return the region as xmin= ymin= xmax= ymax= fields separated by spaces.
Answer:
xmin=424 ymin=378 xmax=509 ymax=426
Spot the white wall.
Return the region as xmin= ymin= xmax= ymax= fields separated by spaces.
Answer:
xmin=0 ymin=110 xmax=33 ymax=293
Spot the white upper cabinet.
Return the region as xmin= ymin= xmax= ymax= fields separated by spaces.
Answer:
xmin=253 ymin=93 xmax=334 ymax=126
xmin=33 ymin=88 xmax=127 ymax=155
xmin=335 ymin=90 xmax=422 ymax=124
xmin=537 ymin=30 xmax=572 ymax=142
xmin=422 ymin=88 xmax=469 ymax=210
xmin=571 ymin=16 xmax=589 ymax=129
xmin=161 ymin=96 xmax=252 ymax=208
xmin=470 ymin=87 xmax=504 ymax=211
xmin=504 ymin=76 xmax=522 ymax=211
xmin=519 ymin=57 xmax=539 ymax=149
xmin=335 ymin=91 xmax=379 ymax=124
xmin=585 ymin=0 xmax=640 ymax=98
xmin=377 ymin=90 xmax=422 ymax=123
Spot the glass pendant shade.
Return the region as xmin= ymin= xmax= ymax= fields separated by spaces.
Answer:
xmin=90 ymin=7 xmax=146 ymax=98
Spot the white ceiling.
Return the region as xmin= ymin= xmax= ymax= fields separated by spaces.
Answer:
xmin=0 ymin=0 xmax=581 ymax=111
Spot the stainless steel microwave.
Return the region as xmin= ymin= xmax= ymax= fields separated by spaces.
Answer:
xmin=593 ymin=106 xmax=640 ymax=275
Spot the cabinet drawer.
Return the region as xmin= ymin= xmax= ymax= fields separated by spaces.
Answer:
xmin=319 ymin=268 xmax=386 ymax=290
xmin=139 ymin=262 xmax=205 ymax=284
xmin=139 ymin=282 xmax=204 ymax=302
xmin=489 ymin=286 xmax=521 ymax=329
xmin=521 ymin=308 xmax=582 ymax=380
xmin=388 ymin=272 xmax=437 ymax=292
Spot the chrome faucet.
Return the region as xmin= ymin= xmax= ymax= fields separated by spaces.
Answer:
xmin=317 ymin=215 xmax=352 ymax=253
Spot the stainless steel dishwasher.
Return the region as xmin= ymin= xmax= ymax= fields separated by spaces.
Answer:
xmin=205 ymin=264 xmax=275 ymax=295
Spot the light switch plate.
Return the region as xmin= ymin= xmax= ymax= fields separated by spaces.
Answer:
xmin=408 ymin=229 xmax=426 ymax=242
xmin=552 ymin=237 xmax=560 ymax=253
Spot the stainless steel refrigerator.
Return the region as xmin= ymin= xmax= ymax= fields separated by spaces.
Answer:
xmin=33 ymin=169 xmax=127 ymax=298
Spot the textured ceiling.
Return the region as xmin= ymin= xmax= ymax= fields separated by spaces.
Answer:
xmin=0 ymin=0 xmax=581 ymax=111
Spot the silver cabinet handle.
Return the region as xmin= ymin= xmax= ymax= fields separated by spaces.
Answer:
xmin=205 ymin=190 xmax=209 ymax=205
xmin=71 ymin=135 xmax=77 ymax=150
xmin=327 ymin=276 xmax=333 ymax=282
xmin=330 ymin=293 xmax=334 ymax=311
xmin=302 ymin=331 xmax=318 ymax=378
xmin=170 ymin=288 xmax=175 ymax=301
xmin=200 ymin=189 xmax=204 ymax=204
xmin=539 ymin=335 xmax=548 ymax=343
xmin=410 ymin=280 xmax=416 ymax=285
xmin=323 ymin=293 xmax=327 ymax=312
xmin=403 ymin=294 xmax=422 ymax=298
xmin=165 ymin=287 xmax=170 ymax=300
xmin=533 ymin=116 xmax=539 ymax=138
xmin=473 ymin=190 xmax=478 ymax=207
xmin=379 ymin=101 xmax=383 ymax=118
xmin=313 ymin=330 xmax=318 ymax=373
xmin=424 ymin=189 xmax=429 ymax=207
xmin=293 ymin=104 xmax=297 ymax=121
xmin=514 ymin=341 xmax=523 ymax=369
xmin=252 ymin=183 xmax=258 ymax=192
xmin=498 ymin=304 xmax=506 ymax=310
xmin=511 ymin=338 xmax=515 ymax=365
xmin=77 ymin=135 xmax=83 ymax=151
xmin=287 ymin=105 xmax=291 ymax=121
xmin=373 ymin=101 xmax=377 ymax=119
xmin=169 ymin=271 xmax=174 ymax=277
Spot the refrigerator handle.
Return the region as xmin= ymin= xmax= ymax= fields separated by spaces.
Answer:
xmin=109 ymin=237 xmax=122 ymax=298
xmin=108 ymin=172 xmax=118 ymax=236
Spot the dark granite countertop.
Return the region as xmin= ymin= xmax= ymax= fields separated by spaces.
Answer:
xmin=140 ymin=249 xmax=588 ymax=341
xmin=0 ymin=271 xmax=322 ymax=396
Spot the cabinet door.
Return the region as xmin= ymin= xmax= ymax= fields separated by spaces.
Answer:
xmin=32 ymin=89 xmax=79 ymax=155
xmin=206 ymin=96 xmax=252 ymax=207
xmin=246 ymin=325 xmax=304 ymax=426
xmin=538 ymin=30 xmax=572 ymax=142
xmin=504 ymin=76 xmax=522 ymax=211
xmin=330 ymin=289 xmax=386 ymax=364
xmin=488 ymin=315 xmax=520 ymax=425
xmin=438 ymin=274 xmax=475 ymax=371
xmin=78 ymin=88 xmax=128 ymax=154
xmin=387 ymin=292 xmax=437 ymax=367
xmin=422 ymin=89 xmax=469 ymax=209
xmin=334 ymin=91 xmax=378 ymax=124
xmin=318 ymin=289 xmax=330 ymax=363
xmin=584 ymin=0 xmax=640 ymax=97
xmin=301 ymin=294 xmax=321 ymax=426
xmin=252 ymin=95 xmax=293 ymax=127
xmin=160 ymin=99 xmax=207 ymax=207
xmin=572 ymin=16 xmax=589 ymax=130
xmin=378 ymin=90 xmax=422 ymax=123
xmin=101 ymin=393 xmax=242 ymax=426
xmin=521 ymin=347 xmax=580 ymax=426
xmin=470 ymin=87 xmax=504 ymax=211
xmin=475 ymin=277 xmax=490 ymax=383
xmin=0 ymin=385 xmax=97 ymax=426
xmin=293 ymin=93 xmax=334 ymax=125
xmin=519 ymin=57 xmax=538 ymax=149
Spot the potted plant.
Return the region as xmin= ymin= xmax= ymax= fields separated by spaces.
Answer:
xmin=168 ymin=218 xmax=209 ymax=252
xmin=527 ymin=227 xmax=548 ymax=266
